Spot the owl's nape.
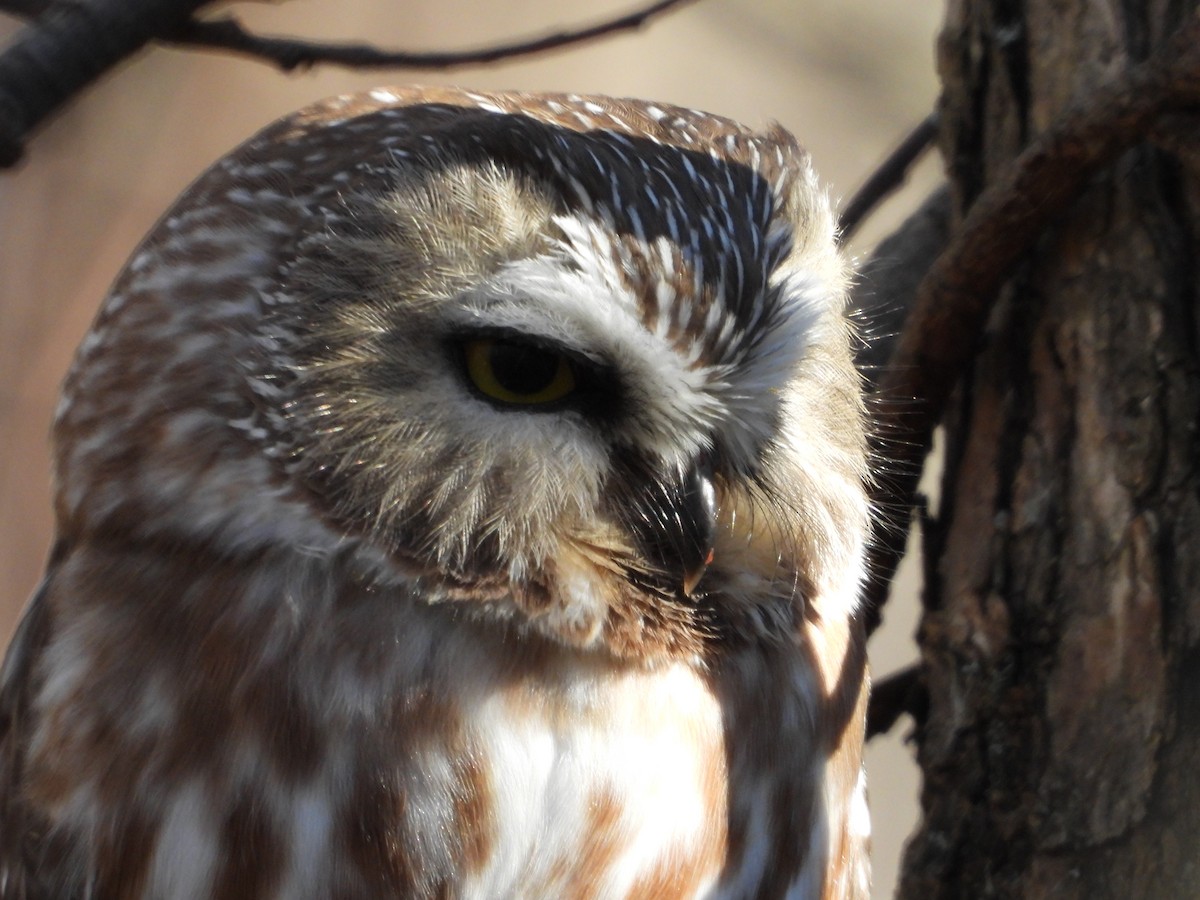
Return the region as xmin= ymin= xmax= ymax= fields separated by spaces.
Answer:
xmin=0 ymin=88 xmax=871 ymax=898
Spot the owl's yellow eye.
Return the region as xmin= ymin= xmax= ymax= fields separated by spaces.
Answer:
xmin=463 ymin=338 xmax=577 ymax=406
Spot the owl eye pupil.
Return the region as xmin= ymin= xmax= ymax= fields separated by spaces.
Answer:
xmin=462 ymin=337 xmax=577 ymax=406
xmin=487 ymin=341 xmax=560 ymax=395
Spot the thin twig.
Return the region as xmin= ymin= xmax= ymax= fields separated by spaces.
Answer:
xmin=852 ymin=184 xmax=952 ymax=389
xmin=861 ymin=11 xmax=1200 ymax=630
xmin=165 ymin=0 xmax=698 ymax=72
xmin=838 ymin=112 xmax=939 ymax=244
xmin=0 ymin=0 xmax=697 ymax=166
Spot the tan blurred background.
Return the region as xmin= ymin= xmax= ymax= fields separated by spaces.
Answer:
xmin=0 ymin=0 xmax=942 ymax=895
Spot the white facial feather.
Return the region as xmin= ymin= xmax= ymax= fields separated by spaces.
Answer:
xmin=450 ymin=212 xmax=828 ymax=477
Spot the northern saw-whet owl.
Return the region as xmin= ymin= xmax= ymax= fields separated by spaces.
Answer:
xmin=0 ymin=87 xmax=871 ymax=898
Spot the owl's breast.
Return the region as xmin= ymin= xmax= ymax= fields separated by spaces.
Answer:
xmin=336 ymin=617 xmax=845 ymax=899
xmin=16 ymin=551 xmax=845 ymax=899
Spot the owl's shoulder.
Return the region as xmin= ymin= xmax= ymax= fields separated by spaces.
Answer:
xmin=0 ymin=558 xmax=88 ymax=900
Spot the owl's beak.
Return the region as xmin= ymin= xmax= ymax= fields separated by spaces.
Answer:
xmin=679 ymin=461 xmax=717 ymax=597
xmin=617 ymin=452 xmax=719 ymax=599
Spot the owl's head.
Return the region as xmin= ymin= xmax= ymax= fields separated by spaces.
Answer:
xmin=54 ymin=89 xmax=869 ymax=662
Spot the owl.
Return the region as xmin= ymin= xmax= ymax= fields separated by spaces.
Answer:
xmin=0 ymin=87 xmax=870 ymax=898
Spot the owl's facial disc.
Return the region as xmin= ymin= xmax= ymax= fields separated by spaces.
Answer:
xmin=267 ymin=148 xmax=849 ymax=658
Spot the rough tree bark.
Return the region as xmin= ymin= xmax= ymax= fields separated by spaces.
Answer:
xmin=899 ymin=1 xmax=1200 ymax=897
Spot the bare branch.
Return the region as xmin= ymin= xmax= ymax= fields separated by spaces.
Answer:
xmin=860 ymin=10 xmax=1200 ymax=627
xmin=838 ymin=113 xmax=939 ymax=244
xmin=0 ymin=0 xmax=52 ymax=18
xmin=0 ymin=0 xmax=696 ymax=167
xmin=0 ymin=0 xmax=209 ymax=166
xmin=166 ymin=0 xmax=698 ymax=72
xmin=852 ymin=183 xmax=951 ymax=391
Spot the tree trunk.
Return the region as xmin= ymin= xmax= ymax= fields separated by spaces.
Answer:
xmin=899 ymin=1 xmax=1200 ymax=897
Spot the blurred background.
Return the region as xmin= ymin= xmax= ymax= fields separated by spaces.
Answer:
xmin=0 ymin=0 xmax=942 ymax=895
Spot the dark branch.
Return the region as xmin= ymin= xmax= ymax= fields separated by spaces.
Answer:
xmin=866 ymin=664 xmax=925 ymax=740
xmin=0 ymin=0 xmax=52 ymax=17
xmin=0 ymin=0 xmax=696 ymax=166
xmin=0 ymin=0 xmax=209 ymax=166
xmin=860 ymin=10 xmax=1200 ymax=629
xmin=852 ymin=183 xmax=952 ymax=391
xmin=838 ymin=112 xmax=939 ymax=244
xmin=166 ymin=0 xmax=697 ymax=72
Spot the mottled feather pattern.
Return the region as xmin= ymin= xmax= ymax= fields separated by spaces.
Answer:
xmin=1 ymin=87 xmax=870 ymax=898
